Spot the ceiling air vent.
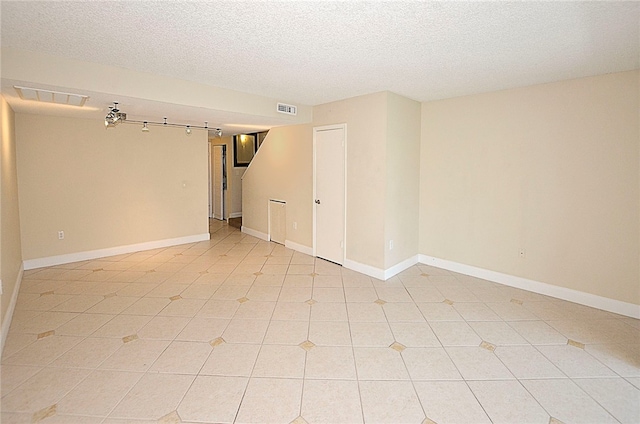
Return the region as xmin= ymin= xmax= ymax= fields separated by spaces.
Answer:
xmin=277 ymin=103 xmax=297 ymax=116
xmin=14 ymin=86 xmax=89 ymax=107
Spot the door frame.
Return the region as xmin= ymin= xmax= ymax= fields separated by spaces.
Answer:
xmin=208 ymin=142 xmax=213 ymax=218
xmin=210 ymin=143 xmax=227 ymax=220
xmin=312 ymin=123 xmax=347 ymax=264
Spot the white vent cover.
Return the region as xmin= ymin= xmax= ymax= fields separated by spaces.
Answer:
xmin=277 ymin=103 xmax=297 ymax=116
xmin=14 ymin=86 xmax=89 ymax=107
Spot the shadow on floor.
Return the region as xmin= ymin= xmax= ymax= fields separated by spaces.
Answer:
xmin=228 ymin=217 xmax=242 ymax=229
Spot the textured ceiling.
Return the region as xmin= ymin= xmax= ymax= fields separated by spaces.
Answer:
xmin=1 ymin=1 xmax=639 ymax=106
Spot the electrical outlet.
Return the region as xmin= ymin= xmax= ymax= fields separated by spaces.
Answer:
xmin=58 ymin=230 xmax=65 ymax=240
xmin=389 ymin=240 xmax=394 ymax=250
xmin=293 ymin=222 xmax=297 ymax=230
xmin=519 ymin=248 xmax=526 ymax=258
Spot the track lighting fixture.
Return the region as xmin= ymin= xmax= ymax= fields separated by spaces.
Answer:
xmin=104 ymin=102 xmax=126 ymax=128
xmin=104 ymin=102 xmax=222 ymax=137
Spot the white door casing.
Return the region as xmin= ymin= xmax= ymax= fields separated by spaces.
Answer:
xmin=208 ymin=142 xmax=213 ymax=218
xmin=313 ymin=124 xmax=346 ymax=265
xmin=212 ymin=145 xmax=225 ymax=220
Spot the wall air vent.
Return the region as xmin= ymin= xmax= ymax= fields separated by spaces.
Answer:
xmin=277 ymin=103 xmax=297 ymax=116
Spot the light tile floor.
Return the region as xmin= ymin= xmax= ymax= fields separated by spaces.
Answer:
xmin=2 ymin=221 xmax=639 ymax=423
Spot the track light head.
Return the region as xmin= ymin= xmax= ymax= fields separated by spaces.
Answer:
xmin=104 ymin=102 xmax=126 ymax=128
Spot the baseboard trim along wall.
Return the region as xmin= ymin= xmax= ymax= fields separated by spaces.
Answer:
xmin=343 ymin=259 xmax=386 ymax=280
xmin=284 ymin=240 xmax=313 ymax=256
xmin=235 ymin=228 xmax=639 ymax=319
xmin=384 ymin=255 xmax=420 ymax=280
xmin=241 ymin=226 xmax=269 ymax=241
xmin=1 ymin=264 xmax=24 ymax=357
xmin=241 ymin=227 xmax=314 ymax=256
xmin=343 ymin=255 xmax=420 ymax=281
xmin=229 ymin=212 xmax=242 ymax=219
xmin=419 ymin=254 xmax=640 ymax=319
xmin=23 ymin=233 xmax=211 ymax=270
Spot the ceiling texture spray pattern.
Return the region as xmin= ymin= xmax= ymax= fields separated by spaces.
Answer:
xmin=2 ymin=1 xmax=638 ymax=106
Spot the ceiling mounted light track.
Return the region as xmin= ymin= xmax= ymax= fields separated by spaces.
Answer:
xmin=104 ymin=102 xmax=222 ymax=137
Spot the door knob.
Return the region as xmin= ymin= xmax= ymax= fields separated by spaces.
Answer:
xmin=315 ymin=199 xmax=321 ymax=204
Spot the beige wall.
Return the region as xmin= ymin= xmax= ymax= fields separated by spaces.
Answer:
xmin=230 ymin=149 xmax=246 ymax=218
xmin=243 ymin=91 xmax=420 ymax=271
xmin=385 ymin=93 xmax=421 ymax=268
xmin=1 ymin=96 xmax=23 ymax=337
xmin=314 ymin=92 xmax=388 ymax=269
xmin=242 ymin=124 xmax=313 ymax=247
xmin=420 ymin=70 xmax=640 ymax=304
xmin=230 ymin=166 xmax=245 ymax=218
xmin=17 ymin=114 xmax=209 ymax=261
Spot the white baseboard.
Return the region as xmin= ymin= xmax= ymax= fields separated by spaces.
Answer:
xmin=419 ymin=254 xmax=640 ymax=319
xmin=284 ymin=240 xmax=313 ymax=256
xmin=384 ymin=255 xmax=420 ymax=280
xmin=343 ymin=259 xmax=385 ymax=280
xmin=241 ymin=226 xmax=269 ymax=241
xmin=229 ymin=212 xmax=242 ymax=219
xmin=23 ymin=233 xmax=211 ymax=270
xmin=1 ymin=263 xmax=24 ymax=357
xmin=240 ymin=228 xmax=312 ymax=256
xmin=344 ymin=254 xmax=419 ymax=281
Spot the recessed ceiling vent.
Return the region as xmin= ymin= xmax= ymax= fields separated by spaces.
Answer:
xmin=277 ymin=102 xmax=297 ymax=116
xmin=14 ymin=86 xmax=89 ymax=107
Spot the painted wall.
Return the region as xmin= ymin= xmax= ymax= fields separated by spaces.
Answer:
xmin=16 ymin=114 xmax=209 ymax=262
xmin=230 ymin=168 xmax=245 ymax=218
xmin=242 ymin=124 xmax=313 ymax=248
xmin=1 ymin=96 xmax=23 ymax=343
xmin=314 ymin=92 xmax=388 ymax=269
xmin=242 ymin=91 xmax=420 ymax=272
xmin=385 ymin=93 xmax=421 ymax=268
xmin=420 ymin=70 xmax=639 ymax=305
xmin=231 ymin=159 xmax=246 ymax=219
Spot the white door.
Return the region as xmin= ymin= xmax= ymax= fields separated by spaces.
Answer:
xmin=314 ymin=125 xmax=345 ymax=264
xmin=212 ymin=145 xmax=225 ymax=220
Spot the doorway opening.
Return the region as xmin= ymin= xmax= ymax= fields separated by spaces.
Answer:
xmin=209 ymin=143 xmax=227 ymax=221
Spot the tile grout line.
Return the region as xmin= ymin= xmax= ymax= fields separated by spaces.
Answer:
xmin=341 ymin=269 xmax=367 ymax=424
xmin=386 ymin=267 xmax=431 ymax=422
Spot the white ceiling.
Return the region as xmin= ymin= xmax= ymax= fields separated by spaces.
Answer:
xmin=1 ymin=1 xmax=638 ymax=125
